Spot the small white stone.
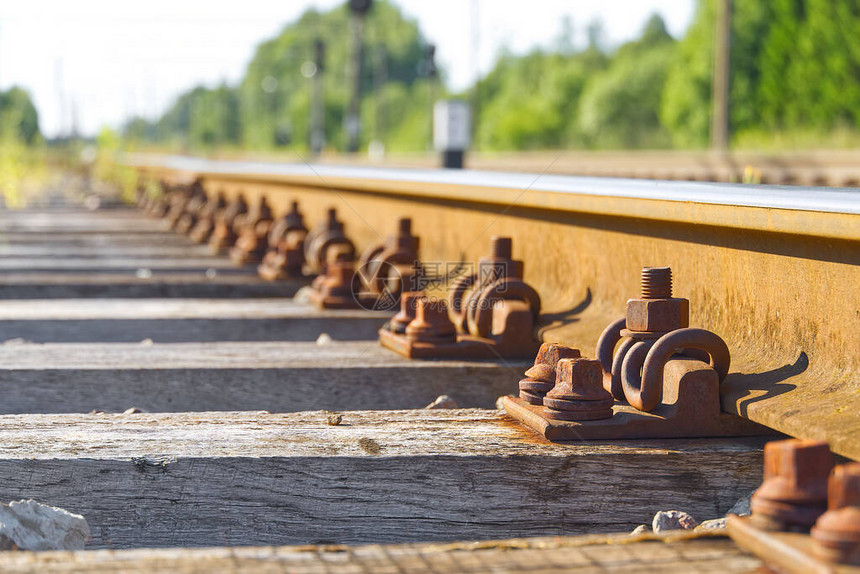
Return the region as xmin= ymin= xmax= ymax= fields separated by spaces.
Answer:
xmin=135 ymin=268 xmax=152 ymax=279
xmin=425 ymin=395 xmax=458 ymax=409
xmin=316 ymin=333 xmax=333 ymax=345
xmin=205 ymin=268 xmax=218 ymax=279
xmin=696 ymin=518 xmax=727 ymax=531
xmin=294 ymin=286 xmax=314 ymax=304
xmin=629 ymin=524 xmax=650 ymax=535
xmin=0 ymin=500 xmax=90 ymax=551
xmin=652 ymin=510 xmax=698 ymax=533
xmin=139 ymin=338 xmax=154 ymax=347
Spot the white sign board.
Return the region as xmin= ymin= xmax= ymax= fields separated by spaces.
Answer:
xmin=433 ymin=100 xmax=471 ymax=152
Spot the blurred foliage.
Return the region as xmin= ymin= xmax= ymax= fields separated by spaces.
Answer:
xmin=0 ymin=86 xmax=45 ymax=207
xmin=0 ymin=87 xmax=41 ymax=145
xmin=474 ymin=50 xmax=604 ymax=150
xmin=93 ymin=127 xmax=138 ymax=203
xmin=578 ymin=15 xmax=675 ymax=148
xmin=123 ymin=0 xmax=860 ymax=153
xmin=0 ymin=136 xmax=29 ymax=207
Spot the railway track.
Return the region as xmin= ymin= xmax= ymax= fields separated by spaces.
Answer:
xmin=0 ymin=156 xmax=855 ymax=572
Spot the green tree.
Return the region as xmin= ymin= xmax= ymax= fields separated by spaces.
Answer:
xmin=579 ymin=14 xmax=675 ymax=148
xmin=474 ymin=44 xmax=608 ymax=150
xmin=761 ymin=0 xmax=860 ymax=129
xmin=151 ymin=84 xmax=240 ymax=149
xmin=0 ymin=87 xmax=41 ymax=145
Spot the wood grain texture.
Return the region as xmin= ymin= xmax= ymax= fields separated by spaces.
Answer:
xmin=0 ymin=245 xmax=215 ymax=258
xmin=0 ymin=410 xmax=766 ymax=549
xmin=0 ymin=341 xmax=523 ymax=411
xmin=0 ymin=274 xmax=300 ymax=299
xmin=0 ymin=257 xmax=240 ymax=271
xmin=0 ymin=232 xmax=195 ymax=246
xmin=0 ymin=299 xmax=388 ymax=342
xmin=0 ymin=533 xmax=761 ymax=573
xmin=0 ymin=217 xmax=166 ymax=234
xmin=0 ymin=299 xmax=379 ymax=320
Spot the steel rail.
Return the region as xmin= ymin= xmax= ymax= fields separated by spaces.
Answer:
xmin=128 ymin=154 xmax=860 ymax=242
xmin=131 ymin=154 xmax=859 ymax=214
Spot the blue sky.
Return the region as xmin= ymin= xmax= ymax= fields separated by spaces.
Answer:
xmin=0 ymin=0 xmax=694 ymax=137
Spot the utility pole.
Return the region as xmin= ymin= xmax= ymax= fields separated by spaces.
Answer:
xmin=711 ymin=0 xmax=731 ymax=151
xmin=344 ymin=0 xmax=373 ymax=153
xmin=310 ymin=39 xmax=326 ymax=156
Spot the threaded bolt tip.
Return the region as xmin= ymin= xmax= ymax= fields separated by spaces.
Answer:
xmin=490 ymin=236 xmax=513 ymax=259
xmin=641 ymin=266 xmax=673 ymax=298
xmin=399 ymin=218 xmax=412 ymax=236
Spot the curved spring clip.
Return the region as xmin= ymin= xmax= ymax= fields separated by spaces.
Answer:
xmin=360 ymin=248 xmax=417 ymax=296
xmin=595 ymin=317 xmax=626 ymax=400
xmin=620 ymin=327 xmax=730 ymax=412
xmin=448 ymin=273 xmax=479 ymax=332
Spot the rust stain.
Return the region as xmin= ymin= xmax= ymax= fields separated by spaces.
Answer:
xmin=358 ymin=437 xmax=382 ymax=454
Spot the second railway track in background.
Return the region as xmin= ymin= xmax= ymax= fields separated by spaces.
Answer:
xmin=0 ymin=155 xmax=856 ymax=572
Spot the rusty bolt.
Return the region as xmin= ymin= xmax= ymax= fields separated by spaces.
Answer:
xmin=285 ymin=201 xmax=303 ymax=228
xmin=399 ymin=217 xmax=411 ymax=236
xmin=477 ymin=236 xmax=524 ymax=281
xmin=750 ymin=439 xmax=834 ymax=531
xmin=305 ymin=208 xmax=354 ymax=273
xmin=542 ymin=358 xmax=615 ymax=421
xmin=327 ymin=244 xmax=354 ymax=265
xmin=389 ymin=292 xmax=424 ymax=334
xmin=641 ymin=266 xmax=672 ymax=298
xmin=325 ymin=208 xmax=342 ymax=230
xmin=406 ymin=298 xmax=456 ymax=343
xmin=257 ymin=196 xmax=273 ymax=222
xmin=625 ymin=267 xmax=689 ymax=333
xmin=812 ymin=463 xmax=860 ymax=564
xmin=283 ymin=232 xmax=306 ymax=274
xmin=317 ymin=260 xmax=357 ymax=302
xmin=393 ymin=217 xmax=419 ymax=253
xmin=518 ymin=343 xmax=581 ymax=405
xmin=490 ymin=236 xmax=512 ymax=259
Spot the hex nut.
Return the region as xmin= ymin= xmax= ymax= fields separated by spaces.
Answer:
xmin=811 ymin=463 xmax=860 ymax=564
xmin=547 ymin=358 xmax=610 ymax=401
xmin=750 ymin=439 xmax=833 ymax=530
xmin=626 ymin=297 xmax=690 ymax=332
xmin=759 ymin=439 xmax=833 ymax=502
xmin=523 ymin=343 xmax=581 ymax=382
xmin=543 ymin=358 xmax=614 ymax=420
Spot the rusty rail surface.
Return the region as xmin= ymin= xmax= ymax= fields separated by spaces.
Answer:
xmin=128 ymin=154 xmax=860 ymax=460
